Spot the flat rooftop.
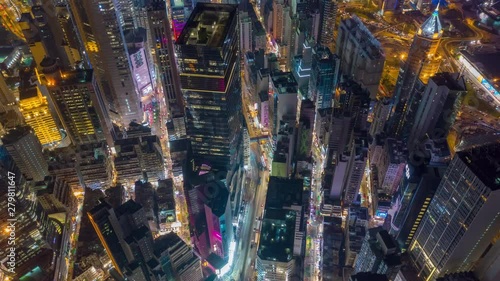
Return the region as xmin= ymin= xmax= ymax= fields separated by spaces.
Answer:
xmin=271 ymin=72 xmax=298 ymax=95
xmin=265 ymin=177 xmax=303 ymax=209
xmin=1 ymin=125 xmax=33 ymax=144
xmin=457 ymin=142 xmax=500 ymax=191
xmin=258 ymin=209 xmax=296 ymax=262
xmin=430 ymin=72 xmax=465 ymax=91
xmin=176 ymin=3 xmax=237 ymax=48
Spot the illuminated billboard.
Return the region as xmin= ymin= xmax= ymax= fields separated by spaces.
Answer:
xmin=481 ymin=78 xmax=500 ymax=97
xmin=260 ymin=100 xmax=269 ymax=129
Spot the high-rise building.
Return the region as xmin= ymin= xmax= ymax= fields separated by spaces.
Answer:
xmin=240 ymin=11 xmax=253 ymax=53
xmin=388 ymin=7 xmax=443 ymax=138
xmin=69 ymin=0 xmax=142 ymax=126
xmin=269 ymin=72 xmax=298 ymax=137
xmin=147 ymin=1 xmax=186 ymax=139
xmin=345 ymin=206 xmax=369 ymax=267
xmin=19 ymin=85 xmax=62 ymax=145
xmin=292 ymin=37 xmax=313 ymax=94
xmin=46 ymin=69 xmax=106 ymax=145
xmin=125 ymin=29 xmax=154 ymax=96
xmin=318 ymin=0 xmax=337 ymax=47
xmin=336 ymin=15 xmax=385 ymax=99
xmin=154 ymin=232 xmax=204 ymax=281
xmin=296 ymin=99 xmax=315 ymax=161
xmin=184 ymin=168 xmax=233 ymax=270
xmin=54 ymin=5 xmax=83 ymax=68
xmin=272 ymin=0 xmax=286 ymax=43
xmin=1 ymin=125 xmax=48 ymax=181
xmin=410 ymin=143 xmax=500 ymax=280
xmin=47 ymin=147 xmax=81 ymax=193
xmin=256 ymin=177 xmax=304 ymax=281
xmin=369 ymin=98 xmax=391 ymax=137
xmin=354 ymin=227 xmax=402 ymax=280
xmin=271 ymin=0 xmax=292 ymax=70
xmin=412 ymin=0 xmax=432 ymax=13
xmin=114 ymin=136 xmax=165 ymax=184
xmin=390 ymin=164 xmax=444 ymax=251
xmin=408 ymin=73 xmax=465 ymax=148
xmin=88 ymin=200 xmax=152 ymax=278
xmin=341 ymin=137 xmax=369 ymax=205
xmin=474 ymin=231 xmax=500 ymax=281
xmin=157 ymin=179 xmax=177 ymax=225
xmin=170 ymin=0 xmax=187 ymax=40
xmin=309 ymin=45 xmax=340 ymax=109
xmin=379 ymin=0 xmax=403 ymax=14
xmin=175 ymin=3 xmax=242 ymax=170
xmin=76 ymin=142 xmax=113 ymax=189
xmin=377 ymin=138 xmax=407 ymax=195
xmin=0 ymin=148 xmax=54 ymax=278
xmin=322 ymin=216 xmax=344 ymax=280
xmin=0 ymin=74 xmax=16 ymax=113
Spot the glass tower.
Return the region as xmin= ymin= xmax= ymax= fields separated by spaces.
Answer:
xmin=410 ymin=143 xmax=500 ymax=280
xmin=175 ymin=3 xmax=241 ymax=170
xmin=387 ymin=7 xmax=443 ymax=139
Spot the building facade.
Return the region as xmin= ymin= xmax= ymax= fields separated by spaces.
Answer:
xmin=336 ymin=15 xmax=385 ymax=99
xmin=410 ymin=144 xmax=500 ymax=280
xmin=175 ymin=3 xmax=242 ymax=170
xmin=388 ymin=7 xmax=443 ymax=138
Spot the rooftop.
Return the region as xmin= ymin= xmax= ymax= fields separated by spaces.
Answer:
xmin=176 ymin=3 xmax=237 ymax=48
xmin=377 ymin=230 xmax=396 ymax=250
xmin=198 ymin=180 xmax=229 ymax=217
xmin=271 ymin=72 xmax=298 ymax=95
xmin=257 ymin=209 xmax=296 ymax=262
xmin=265 ymin=177 xmax=303 ymax=209
xmin=1 ymin=125 xmax=33 ymax=144
xmin=430 ymin=72 xmax=465 ymax=91
xmin=115 ymin=199 xmax=143 ymax=217
xmin=19 ymin=86 xmax=39 ymax=100
xmin=385 ymin=138 xmax=407 ymax=164
xmin=457 ymin=142 xmax=500 ymax=191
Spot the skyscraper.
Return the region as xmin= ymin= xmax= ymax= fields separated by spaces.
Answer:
xmin=309 ymin=45 xmax=340 ymax=110
xmin=239 ymin=11 xmax=253 ymax=53
xmin=183 ymin=168 xmax=233 ymax=270
xmin=147 ymin=1 xmax=186 ymax=139
xmin=390 ymin=164 xmax=444 ymax=251
xmin=88 ymin=200 xmax=152 ymax=278
xmin=1 ymin=126 xmax=48 ymax=181
xmin=19 ymin=85 xmax=61 ymax=145
xmin=408 ymin=72 xmax=465 ymax=148
xmin=69 ymin=0 xmax=142 ymax=127
xmin=47 ymin=69 xmax=106 ymax=145
xmin=388 ymin=7 xmax=443 ymax=138
xmin=154 ymin=232 xmax=204 ymax=281
xmin=354 ymin=227 xmax=401 ymax=280
xmin=0 ymin=147 xmax=54 ymax=278
xmin=256 ymin=177 xmax=304 ymax=281
xmin=336 ymin=15 xmax=385 ymax=99
xmin=318 ymin=0 xmax=337 ymax=47
xmin=410 ymin=143 xmax=500 ymax=280
xmin=175 ymin=3 xmax=242 ymax=170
